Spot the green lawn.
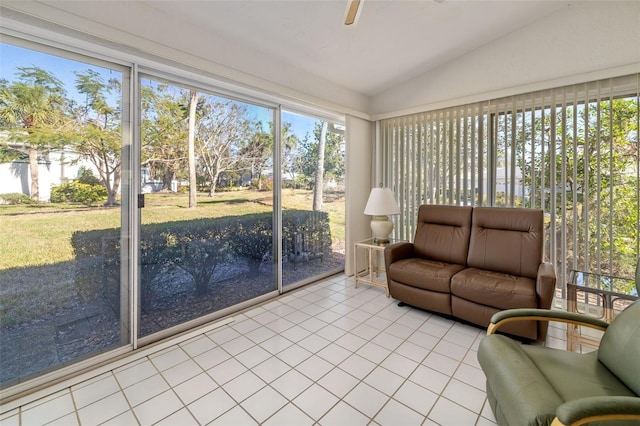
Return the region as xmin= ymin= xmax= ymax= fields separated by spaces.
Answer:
xmin=0 ymin=188 xmax=345 ymax=270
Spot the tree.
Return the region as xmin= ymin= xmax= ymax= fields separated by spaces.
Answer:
xmin=71 ymin=69 xmax=122 ymax=206
xmin=140 ymin=83 xmax=189 ymax=193
xmin=294 ymin=121 xmax=345 ymax=206
xmin=515 ymin=98 xmax=639 ymax=276
xmin=187 ymin=90 xmax=198 ymax=207
xmin=241 ymin=121 xmax=273 ymax=190
xmin=196 ymin=99 xmax=251 ymax=197
xmin=0 ymin=67 xmax=68 ymax=200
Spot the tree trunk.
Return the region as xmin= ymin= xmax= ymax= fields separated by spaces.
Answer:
xmin=28 ymin=148 xmax=39 ymax=201
xmin=188 ymin=90 xmax=198 ymax=208
xmin=313 ymin=121 xmax=328 ymax=211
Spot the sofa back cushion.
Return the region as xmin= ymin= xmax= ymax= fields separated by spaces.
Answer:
xmin=413 ymin=205 xmax=473 ymax=265
xmin=467 ymin=207 xmax=543 ymax=278
xmin=598 ymin=300 xmax=640 ymax=395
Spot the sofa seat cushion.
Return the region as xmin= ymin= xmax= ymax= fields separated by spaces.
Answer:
xmin=478 ymin=334 xmax=636 ymax=426
xmin=388 ymin=258 xmax=465 ymax=293
xmin=451 ymin=268 xmax=537 ymax=310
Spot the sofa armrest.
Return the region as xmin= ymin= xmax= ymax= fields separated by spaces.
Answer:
xmin=536 ymin=262 xmax=557 ymax=309
xmin=552 ymin=396 xmax=640 ymax=426
xmin=487 ymin=308 xmax=609 ymax=336
xmin=384 ymin=242 xmax=414 ymax=266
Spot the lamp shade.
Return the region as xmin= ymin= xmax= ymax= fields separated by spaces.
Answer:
xmin=364 ymin=188 xmax=400 ymax=216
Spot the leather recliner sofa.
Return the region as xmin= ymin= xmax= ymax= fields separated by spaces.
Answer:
xmin=384 ymin=204 xmax=556 ymax=341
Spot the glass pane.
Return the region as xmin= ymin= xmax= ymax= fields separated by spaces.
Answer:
xmin=0 ymin=42 xmax=129 ymax=388
xmin=281 ymin=111 xmax=345 ymax=288
xmin=139 ymin=77 xmax=276 ymax=337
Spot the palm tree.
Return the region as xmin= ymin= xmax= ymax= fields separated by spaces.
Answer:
xmin=0 ymin=67 xmax=68 ymax=200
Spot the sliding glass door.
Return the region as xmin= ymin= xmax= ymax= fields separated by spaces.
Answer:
xmin=138 ymin=75 xmax=277 ymax=339
xmin=281 ymin=110 xmax=345 ymax=289
xmin=0 ymin=41 xmax=131 ymax=388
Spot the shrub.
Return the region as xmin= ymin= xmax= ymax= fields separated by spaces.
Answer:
xmin=0 ymin=193 xmax=36 ymax=205
xmin=51 ymin=181 xmax=107 ymax=205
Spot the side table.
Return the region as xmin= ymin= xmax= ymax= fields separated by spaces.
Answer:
xmin=566 ymin=269 xmax=638 ymax=351
xmin=354 ymin=238 xmax=399 ymax=297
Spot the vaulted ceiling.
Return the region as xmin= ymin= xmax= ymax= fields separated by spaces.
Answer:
xmin=2 ymin=0 xmax=569 ymax=97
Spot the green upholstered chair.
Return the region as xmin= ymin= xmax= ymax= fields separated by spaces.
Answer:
xmin=478 ymin=300 xmax=640 ymax=426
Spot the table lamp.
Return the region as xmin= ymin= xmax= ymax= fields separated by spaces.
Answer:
xmin=364 ymin=187 xmax=400 ymax=243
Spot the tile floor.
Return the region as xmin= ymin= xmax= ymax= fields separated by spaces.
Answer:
xmin=0 ymin=274 xmax=569 ymax=425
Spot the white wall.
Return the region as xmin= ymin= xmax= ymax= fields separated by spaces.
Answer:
xmin=371 ymin=1 xmax=640 ymax=118
xmin=344 ymin=115 xmax=374 ymax=276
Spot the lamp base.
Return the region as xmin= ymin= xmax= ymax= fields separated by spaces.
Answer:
xmin=370 ymin=215 xmax=393 ymax=243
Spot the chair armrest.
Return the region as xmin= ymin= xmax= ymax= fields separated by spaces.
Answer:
xmin=552 ymin=396 xmax=640 ymax=426
xmin=536 ymin=262 xmax=557 ymax=309
xmin=487 ymin=308 xmax=609 ymax=335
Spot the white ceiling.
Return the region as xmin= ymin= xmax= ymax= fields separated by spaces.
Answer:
xmin=6 ymin=0 xmax=569 ymax=97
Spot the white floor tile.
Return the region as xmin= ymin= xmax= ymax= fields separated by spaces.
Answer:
xmin=295 ymin=355 xmax=334 ymax=381
xmin=172 ymin=372 xmax=218 ymax=405
xmin=292 ymin=383 xmax=339 ymax=421
xmin=223 ymin=371 xmax=266 ymax=403
xmin=442 ymin=378 xmax=486 ymax=414
xmin=149 ymin=347 xmax=190 ymax=372
xmin=338 ymin=354 xmax=376 ymax=380
xmin=409 ymin=365 xmax=450 ymax=394
xmin=356 ymin=341 xmax=391 ymax=364
xmin=240 ymin=386 xmax=288 ymax=423
xmin=22 ymin=392 xmax=75 ymax=425
xmin=192 ymin=346 xmax=231 ymax=370
xmin=161 ymin=359 xmax=203 ymax=387
xmin=101 ymin=409 xmax=139 ymax=425
xmin=123 ymin=373 xmax=169 ymax=407
xmin=131 ymin=389 xmax=183 ymax=425
xmin=379 ymin=353 xmax=419 ymax=377
xmin=154 ymin=407 xmax=199 ymax=425
xmin=113 ymin=359 xmax=158 ymax=389
xmin=428 ymin=396 xmax=479 ymax=426
xmin=207 ymin=357 xmax=248 ymax=385
xmin=251 ymin=356 xmax=292 ymax=383
xmin=276 ymin=343 xmax=313 ymax=367
xmin=393 ymin=380 xmax=438 ymax=416
xmin=316 ymin=342 xmax=352 ymax=365
xmin=374 ymin=398 xmax=425 ymax=426
xmin=319 ymin=400 xmax=369 ymax=426
xmin=77 ymin=392 xmax=130 ymax=425
xmin=212 ymin=405 xmax=259 ymax=425
xmin=235 ymin=345 xmax=272 ymax=369
xmin=343 ymin=382 xmax=388 ymax=418
xmin=179 ymin=335 xmax=217 ymax=358
xmin=270 ymin=369 xmax=313 ymax=400
xmin=317 ymin=367 xmax=360 ymax=399
xmin=363 ymin=367 xmax=404 ymax=396
xmin=262 ymin=402 xmax=314 ymax=426
xmin=187 ymin=387 xmax=236 ymax=424
xmin=71 ymin=374 xmax=120 ymax=409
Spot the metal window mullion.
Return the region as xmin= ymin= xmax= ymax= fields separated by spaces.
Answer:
xmin=510 ymin=99 xmax=517 ymax=207
xmin=549 ymin=91 xmax=557 ymax=265
xmin=607 ymin=79 xmax=614 ymax=274
xmin=595 ymin=82 xmax=602 ymax=274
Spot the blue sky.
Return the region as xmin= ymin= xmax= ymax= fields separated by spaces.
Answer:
xmin=2 ymin=42 xmax=319 ymax=142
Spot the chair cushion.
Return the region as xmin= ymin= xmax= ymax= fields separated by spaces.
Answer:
xmin=451 ymin=268 xmax=537 ymax=310
xmin=598 ymin=300 xmax=640 ymax=395
xmin=478 ymin=334 xmax=637 ymax=426
xmin=388 ymin=258 xmax=465 ymax=293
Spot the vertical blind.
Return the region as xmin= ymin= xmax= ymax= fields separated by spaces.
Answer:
xmin=380 ymin=74 xmax=640 ymax=289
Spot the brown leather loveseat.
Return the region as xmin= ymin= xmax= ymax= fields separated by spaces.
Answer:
xmin=384 ymin=204 xmax=556 ymax=341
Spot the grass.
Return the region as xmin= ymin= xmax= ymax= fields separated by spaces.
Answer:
xmin=0 ymin=188 xmax=345 ymax=269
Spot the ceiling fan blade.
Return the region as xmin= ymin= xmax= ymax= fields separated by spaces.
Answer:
xmin=344 ymin=0 xmax=362 ymax=26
